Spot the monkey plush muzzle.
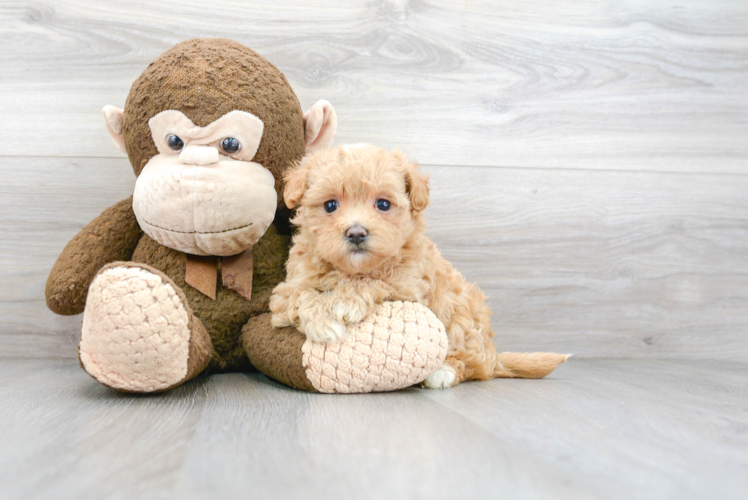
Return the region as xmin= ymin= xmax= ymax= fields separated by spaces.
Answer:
xmin=133 ymin=155 xmax=276 ymax=256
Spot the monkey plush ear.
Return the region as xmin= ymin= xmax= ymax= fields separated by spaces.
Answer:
xmin=303 ymin=100 xmax=337 ymax=153
xmin=102 ymin=105 xmax=127 ymax=154
xmin=405 ymin=162 xmax=430 ymax=212
xmin=283 ymin=162 xmax=310 ymax=209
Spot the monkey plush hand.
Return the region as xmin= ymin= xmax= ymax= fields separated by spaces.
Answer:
xmin=46 ymin=38 xmax=448 ymax=393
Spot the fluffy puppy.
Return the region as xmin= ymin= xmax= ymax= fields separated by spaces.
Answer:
xmin=270 ymin=144 xmax=568 ymax=388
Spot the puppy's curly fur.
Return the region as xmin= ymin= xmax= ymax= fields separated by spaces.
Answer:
xmin=270 ymin=144 xmax=568 ymax=388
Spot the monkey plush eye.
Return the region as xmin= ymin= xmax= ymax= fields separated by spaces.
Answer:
xmin=220 ymin=137 xmax=241 ymax=154
xmin=167 ymin=134 xmax=184 ymax=151
xmin=324 ymin=200 xmax=338 ymax=213
xmin=375 ymin=199 xmax=391 ymax=211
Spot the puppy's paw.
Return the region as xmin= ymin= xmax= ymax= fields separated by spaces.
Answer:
xmin=270 ymin=313 xmax=294 ymax=329
xmin=422 ymin=365 xmax=457 ymax=389
xmin=332 ymin=297 xmax=371 ymax=325
xmin=303 ymin=317 xmax=347 ymax=343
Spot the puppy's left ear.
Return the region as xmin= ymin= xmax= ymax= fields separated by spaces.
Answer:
xmin=405 ymin=161 xmax=429 ymax=212
xmin=283 ymin=162 xmax=309 ymax=209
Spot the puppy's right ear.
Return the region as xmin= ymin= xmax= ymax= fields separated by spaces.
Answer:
xmin=283 ymin=163 xmax=309 ymax=209
xmin=405 ymin=162 xmax=430 ymax=212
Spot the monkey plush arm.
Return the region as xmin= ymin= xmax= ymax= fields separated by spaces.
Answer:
xmin=46 ymin=196 xmax=143 ymax=315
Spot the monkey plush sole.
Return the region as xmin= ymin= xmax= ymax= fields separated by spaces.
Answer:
xmin=243 ymin=301 xmax=449 ymax=393
xmin=78 ymin=262 xmax=212 ymax=392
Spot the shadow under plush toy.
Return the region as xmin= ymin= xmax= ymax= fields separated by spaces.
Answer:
xmin=46 ymin=38 xmax=450 ymax=393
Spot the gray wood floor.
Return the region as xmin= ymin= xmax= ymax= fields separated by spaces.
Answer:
xmin=0 ymin=357 xmax=746 ymax=500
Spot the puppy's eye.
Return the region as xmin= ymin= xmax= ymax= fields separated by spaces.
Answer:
xmin=220 ymin=137 xmax=241 ymax=155
xmin=375 ymin=199 xmax=391 ymax=212
xmin=324 ymin=200 xmax=338 ymax=213
xmin=167 ymin=134 xmax=184 ymax=151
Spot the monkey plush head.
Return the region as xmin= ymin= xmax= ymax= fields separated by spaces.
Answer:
xmin=102 ymin=38 xmax=336 ymax=256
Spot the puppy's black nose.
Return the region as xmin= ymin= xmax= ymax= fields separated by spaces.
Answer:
xmin=346 ymin=225 xmax=368 ymax=245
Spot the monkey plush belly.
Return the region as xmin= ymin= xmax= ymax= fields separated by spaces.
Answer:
xmin=130 ymin=224 xmax=289 ymax=371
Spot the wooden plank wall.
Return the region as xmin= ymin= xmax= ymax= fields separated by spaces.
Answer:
xmin=1 ymin=0 xmax=747 ymax=359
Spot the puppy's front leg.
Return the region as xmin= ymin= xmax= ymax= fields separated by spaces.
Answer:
xmin=328 ymin=279 xmax=394 ymax=326
xmin=270 ymin=282 xmax=347 ymax=343
xmin=296 ymin=290 xmax=348 ymax=343
xmin=269 ymin=281 xmax=306 ymax=328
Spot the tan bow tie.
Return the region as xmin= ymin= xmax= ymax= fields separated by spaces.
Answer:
xmin=184 ymin=248 xmax=254 ymax=302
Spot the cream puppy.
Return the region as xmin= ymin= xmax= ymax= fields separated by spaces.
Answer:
xmin=270 ymin=144 xmax=568 ymax=388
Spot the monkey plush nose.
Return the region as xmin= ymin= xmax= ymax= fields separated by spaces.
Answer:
xmin=346 ymin=225 xmax=368 ymax=245
xmin=180 ymin=145 xmax=220 ymax=165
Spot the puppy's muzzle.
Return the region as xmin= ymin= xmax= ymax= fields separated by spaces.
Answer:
xmin=346 ymin=225 xmax=368 ymax=246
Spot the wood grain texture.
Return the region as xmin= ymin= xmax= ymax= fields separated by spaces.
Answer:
xmin=0 ymin=157 xmax=135 ymax=357
xmin=2 ymin=158 xmax=747 ymax=359
xmin=0 ymin=0 xmax=747 ymax=172
xmin=0 ymin=358 xmax=746 ymax=500
xmin=1 ymin=1 xmax=747 ymax=359
xmin=424 ymin=165 xmax=748 ymax=359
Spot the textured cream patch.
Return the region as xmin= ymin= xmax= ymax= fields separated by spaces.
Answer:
xmin=79 ymin=266 xmax=191 ymax=392
xmin=301 ymin=301 xmax=448 ymax=393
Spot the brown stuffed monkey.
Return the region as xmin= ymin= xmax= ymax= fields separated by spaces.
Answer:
xmin=46 ymin=38 xmax=448 ymax=393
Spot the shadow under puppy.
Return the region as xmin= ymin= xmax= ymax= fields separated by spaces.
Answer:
xmin=270 ymin=144 xmax=569 ymax=388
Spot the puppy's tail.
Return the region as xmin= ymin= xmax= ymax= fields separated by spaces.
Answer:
xmin=492 ymin=352 xmax=570 ymax=379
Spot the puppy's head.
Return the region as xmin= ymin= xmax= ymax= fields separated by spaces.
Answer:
xmin=284 ymin=144 xmax=429 ymax=275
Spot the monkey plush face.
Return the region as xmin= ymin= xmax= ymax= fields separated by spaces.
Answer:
xmin=132 ymin=109 xmax=276 ymax=256
xmin=101 ymin=38 xmax=336 ymax=257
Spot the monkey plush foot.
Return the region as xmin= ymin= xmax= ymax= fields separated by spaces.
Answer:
xmin=243 ymin=301 xmax=449 ymax=393
xmin=78 ymin=262 xmax=212 ymax=392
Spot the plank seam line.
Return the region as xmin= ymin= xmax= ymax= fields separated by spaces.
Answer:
xmin=1 ymin=155 xmax=746 ymax=177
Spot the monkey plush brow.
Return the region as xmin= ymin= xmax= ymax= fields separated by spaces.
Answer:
xmin=148 ymin=110 xmax=265 ymax=161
